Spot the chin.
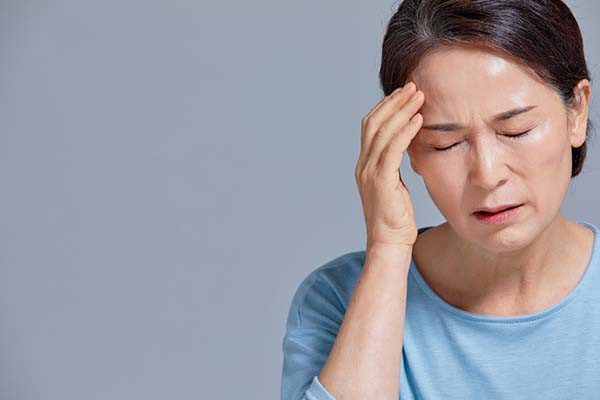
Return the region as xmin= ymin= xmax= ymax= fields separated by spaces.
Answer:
xmin=448 ymin=214 xmax=535 ymax=252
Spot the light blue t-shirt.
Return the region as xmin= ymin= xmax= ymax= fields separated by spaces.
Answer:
xmin=281 ymin=220 xmax=600 ymax=399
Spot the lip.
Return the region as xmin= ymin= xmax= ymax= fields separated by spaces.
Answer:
xmin=473 ymin=204 xmax=523 ymax=224
xmin=472 ymin=203 xmax=523 ymax=213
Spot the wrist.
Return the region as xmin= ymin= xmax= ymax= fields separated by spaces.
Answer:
xmin=365 ymin=243 xmax=413 ymax=270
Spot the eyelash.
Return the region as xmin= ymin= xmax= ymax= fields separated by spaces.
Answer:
xmin=433 ymin=129 xmax=532 ymax=152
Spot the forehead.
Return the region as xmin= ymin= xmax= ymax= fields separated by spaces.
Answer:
xmin=408 ymin=45 xmax=558 ymax=119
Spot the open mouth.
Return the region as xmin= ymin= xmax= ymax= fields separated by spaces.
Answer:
xmin=473 ymin=204 xmax=523 ymax=223
xmin=475 ymin=204 xmax=521 ymax=215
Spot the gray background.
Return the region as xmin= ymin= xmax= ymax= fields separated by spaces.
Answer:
xmin=0 ymin=0 xmax=598 ymax=399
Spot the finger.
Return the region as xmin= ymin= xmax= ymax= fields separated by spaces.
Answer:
xmin=366 ymin=90 xmax=424 ymax=170
xmin=378 ymin=112 xmax=423 ymax=179
xmin=365 ymin=82 xmax=416 ymax=131
xmin=363 ymin=84 xmax=406 ymax=121
xmin=359 ymin=91 xmax=397 ymax=158
xmin=364 ymin=94 xmax=391 ymax=122
xmin=358 ymin=82 xmax=416 ymax=171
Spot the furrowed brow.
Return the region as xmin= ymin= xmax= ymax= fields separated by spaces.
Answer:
xmin=421 ymin=105 xmax=538 ymax=132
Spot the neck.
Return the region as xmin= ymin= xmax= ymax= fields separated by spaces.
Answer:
xmin=420 ymin=214 xmax=591 ymax=315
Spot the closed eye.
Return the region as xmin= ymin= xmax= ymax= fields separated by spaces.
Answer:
xmin=433 ymin=129 xmax=532 ymax=152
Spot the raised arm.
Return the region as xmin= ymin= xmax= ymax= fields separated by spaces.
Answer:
xmin=281 ymin=82 xmax=425 ymax=399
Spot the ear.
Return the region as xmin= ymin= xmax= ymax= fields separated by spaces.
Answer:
xmin=567 ymin=79 xmax=591 ymax=148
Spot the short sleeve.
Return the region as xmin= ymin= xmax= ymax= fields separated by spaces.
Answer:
xmin=305 ymin=376 xmax=337 ymax=400
xmin=280 ymin=253 xmax=363 ymax=400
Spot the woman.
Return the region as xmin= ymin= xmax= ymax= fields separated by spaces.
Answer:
xmin=281 ymin=1 xmax=598 ymax=399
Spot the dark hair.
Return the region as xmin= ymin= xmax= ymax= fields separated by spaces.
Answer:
xmin=379 ymin=0 xmax=594 ymax=177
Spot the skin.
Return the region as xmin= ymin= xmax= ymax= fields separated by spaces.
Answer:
xmin=405 ymin=44 xmax=595 ymax=316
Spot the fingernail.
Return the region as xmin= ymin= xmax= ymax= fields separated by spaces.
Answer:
xmin=391 ymin=81 xmax=416 ymax=98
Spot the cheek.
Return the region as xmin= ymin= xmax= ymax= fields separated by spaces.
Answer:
xmin=408 ymin=141 xmax=451 ymax=174
xmin=522 ymin=124 xmax=570 ymax=177
xmin=524 ymin=126 xmax=573 ymax=208
xmin=404 ymin=144 xmax=462 ymax=213
xmin=420 ymin=159 xmax=464 ymax=214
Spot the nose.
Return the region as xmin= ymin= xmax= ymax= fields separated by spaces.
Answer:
xmin=467 ymin=135 xmax=510 ymax=190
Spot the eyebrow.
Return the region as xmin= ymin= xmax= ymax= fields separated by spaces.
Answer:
xmin=420 ymin=105 xmax=538 ymax=132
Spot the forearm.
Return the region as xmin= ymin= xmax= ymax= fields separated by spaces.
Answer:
xmin=317 ymin=245 xmax=413 ymax=399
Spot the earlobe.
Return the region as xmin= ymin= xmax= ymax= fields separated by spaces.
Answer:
xmin=568 ymin=79 xmax=591 ymax=148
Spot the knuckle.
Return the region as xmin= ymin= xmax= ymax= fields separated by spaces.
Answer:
xmin=365 ymin=117 xmax=378 ymax=133
xmin=361 ymin=115 xmax=369 ymax=128
xmin=355 ymin=173 xmax=365 ymax=188
xmin=377 ymin=124 xmax=389 ymax=138
xmin=359 ymin=167 xmax=371 ymax=183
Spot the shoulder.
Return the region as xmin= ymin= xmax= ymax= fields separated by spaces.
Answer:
xmin=284 ymin=226 xmax=437 ymax=333
xmin=284 ymin=250 xmax=366 ymax=332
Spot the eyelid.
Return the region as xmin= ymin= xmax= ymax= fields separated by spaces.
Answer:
xmin=432 ymin=129 xmax=532 ymax=151
xmin=501 ymin=128 xmax=533 ymax=137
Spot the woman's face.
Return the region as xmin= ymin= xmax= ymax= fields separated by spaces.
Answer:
xmin=406 ymin=45 xmax=589 ymax=249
